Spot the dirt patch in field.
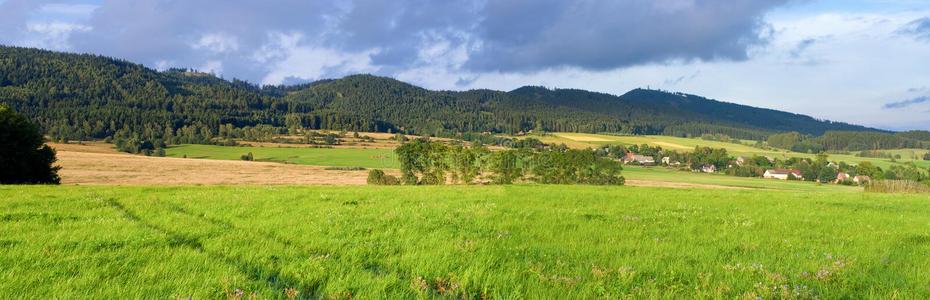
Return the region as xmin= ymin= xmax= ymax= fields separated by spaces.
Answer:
xmin=651 ymin=142 xmax=691 ymax=150
xmin=51 ymin=144 xmax=390 ymax=185
xmin=624 ymin=179 xmax=748 ymax=190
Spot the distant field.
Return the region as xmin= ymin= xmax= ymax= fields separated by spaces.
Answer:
xmin=49 ymin=143 xmax=379 ymax=185
xmin=166 ymin=144 xmax=399 ymax=169
xmin=2 ymin=185 xmax=929 ymax=298
xmin=622 ymin=167 xmax=859 ymax=192
xmin=157 ymin=143 xmax=854 ymax=190
xmin=540 ymin=133 xmax=930 ymax=169
xmin=48 ymin=142 xmax=837 ymax=189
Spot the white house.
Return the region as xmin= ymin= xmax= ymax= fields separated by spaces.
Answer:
xmin=735 ymin=156 xmax=746 ymax=166
xmin=622 ymin=152 xmax=655 ymax=165
xmin=661 ymin=156 xmax=680 ymax=166
xmin=853 ymin=175 xmax=871 ymax=185
xmin=701 ymin=164 xmax=717 ymax=173
xmin=835 ymin=172 xmax=850 ymax=183
xmin=764 ymin=169 xmax=803 ymax=180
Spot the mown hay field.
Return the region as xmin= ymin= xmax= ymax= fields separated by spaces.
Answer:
xmin=49 ymin=142 xmax=845 ymax=190
xmin=2 ymin=185 xmax=928 ymax=298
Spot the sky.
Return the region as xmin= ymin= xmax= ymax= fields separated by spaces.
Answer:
xmin=1 ymin=0 xmax=929 ymax=131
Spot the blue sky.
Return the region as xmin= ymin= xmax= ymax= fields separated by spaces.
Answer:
xmin=1 ymin=0 xmax=929 ymax=131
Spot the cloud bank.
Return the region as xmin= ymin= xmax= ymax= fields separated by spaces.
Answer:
xmin=0 ymin=0 xmax=792 ymax=84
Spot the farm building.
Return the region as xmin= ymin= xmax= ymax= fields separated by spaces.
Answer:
xmin=622 ymin=153 xmax=655 ymax=165
xmin=701 ymin=164 xmax=717 ymax=173
xmin=735 ymin=156 xmax=746 ymax=166
xmin=835 ymin=172 xmax=850 ymax=183
xmin=853 ymin=175 xmax=871 ymax=185
xmin=764 ymin=169 xmax=803 ymax=180
xmin=661 ymin=156 xmax=681 ymax=166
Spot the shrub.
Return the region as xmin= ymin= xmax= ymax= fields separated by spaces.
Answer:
xmin=324 ymin=166 xmax=367 ymax=171
xmin=240 ymin=152 xmax=254 ymax=161
xmin=367 ymin=169 xmax=400 ymax=185
xmin=0 ymin=105 xmax=60 ymax=184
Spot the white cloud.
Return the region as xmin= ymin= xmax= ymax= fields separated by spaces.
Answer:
xmin=394 ymin=30 xmax=476 ymax=87
xmin=257 ymin=32 xmax=380 ymax=85
xmin=154 ymin=60 xmax=174 ymax=71
xmin=191 ymin=32 xmax=240 ymax=54
xmin=21 ymin=21 xmax=91 ymax=50
xmin=198 ymin=60 xmax=224 ymax=74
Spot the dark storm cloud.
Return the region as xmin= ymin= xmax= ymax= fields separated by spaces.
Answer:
xmin=898 ymin=17 xmax=930 ymax=41
xmin=332 ymin=0 xmax=480 ymax=65
xmin=467 ymin=0 xmax=791 ymax=71
xmin=67 ymin=0 xmax=341 ymax=78
xmin=4 ymin=0 xmax=793 ymax=82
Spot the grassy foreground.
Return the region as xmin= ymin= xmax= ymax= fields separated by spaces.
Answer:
xmin=165 ymin=144 xmax=399 ymax=169
xmin=2 ymin=185 xmax=929 ymax=298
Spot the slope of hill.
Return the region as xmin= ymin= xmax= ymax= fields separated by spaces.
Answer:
xmin=0 ymin=45 xmax=885 ymax=143
xmin=619 ymin=89 xmax=876 ymax=136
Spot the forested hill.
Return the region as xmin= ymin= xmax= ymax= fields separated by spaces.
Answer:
xmin=0 ymin=46 xmax=880 ymax=143
xmin=618 ymin=89 xmax=875 ymax=136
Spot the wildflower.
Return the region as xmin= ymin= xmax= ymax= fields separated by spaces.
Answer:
xmin=284 ymin=287 xmax=298 ymax=300
xmin=411 ymin=276 xmax=429 ymax=292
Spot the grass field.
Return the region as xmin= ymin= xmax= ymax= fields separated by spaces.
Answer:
xmin=157 ymin=143 xmax=854 ymax=190
xmin=2 ymin=185 xmax=929 ymax=298
xmin=622 ymin=167 xmax=859 ymax=192
xmin=538 ymin=133 xmax=930 ymax=170
xmin=166 ymin=144 xmax=399 ymax=169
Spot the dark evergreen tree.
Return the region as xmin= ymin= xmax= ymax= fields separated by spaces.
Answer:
xmin=0 ymin=105 xmax=60 ymax=184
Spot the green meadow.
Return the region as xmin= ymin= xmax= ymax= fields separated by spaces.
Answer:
xmin=163 ymin=143 xmax=858 ymax=191
xmin=2 ymin=185 xmax=929 ymax=298
xmin=166 ymin=144 xmax=399 ymax=169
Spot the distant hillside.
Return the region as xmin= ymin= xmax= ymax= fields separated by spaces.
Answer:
xmin=0 ymin=46 xmax=885 ymax=144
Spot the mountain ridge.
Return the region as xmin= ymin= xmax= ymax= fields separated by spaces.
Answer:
xmin=0 ymin=45 xmax=885 ymax=143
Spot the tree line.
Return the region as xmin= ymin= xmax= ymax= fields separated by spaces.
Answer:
xmin=767 ymin=131 xmax=930 ymax=153
xmin=369 ymin=139 xmax=625 ymax=186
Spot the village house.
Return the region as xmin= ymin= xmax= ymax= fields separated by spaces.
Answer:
xmin=661 ymin=156 xmax=681 ymax=166
xmin=701 ymin=164 xmax=717 ymax=173
xmin=622 ymin=152 xmax=655 ymax=165
xmin=835 ymin=172 xmax=850 ymax=184
xmin=853 ymin=175 xmax=871 ymax=185
xmin=763 ymin=169 xmax=803 ymax=180
xmin=735 ymin=156 xmax=746 ymax=166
